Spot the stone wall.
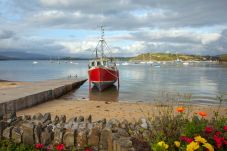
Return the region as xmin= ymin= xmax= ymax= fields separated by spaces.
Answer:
xmin=0 ymin=112 xmax=152 ymax=151
xmin=0 ymin=79 xmax=87 ymax=116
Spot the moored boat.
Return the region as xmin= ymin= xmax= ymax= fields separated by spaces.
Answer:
xmin=88 ymin=26 xmax=119 ymax=91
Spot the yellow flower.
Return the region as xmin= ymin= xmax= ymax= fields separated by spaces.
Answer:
xmin=157 ymin=141 xmax=169 ymax=149
xmin=174 ymin=141 xmax=180 ymax=148
xmin=186 ymin=141 xmax=200 ymax=151
xmin=194 ymin=136 xmax=207 ymax=144
xmin=203 ymin=143 xmax=214 ymax=151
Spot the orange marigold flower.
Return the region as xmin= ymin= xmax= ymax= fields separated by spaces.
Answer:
xmin=198 ymin=111 xmax=207 ymax=117
xmin=176 ymin=106 xmax=185 ymax=113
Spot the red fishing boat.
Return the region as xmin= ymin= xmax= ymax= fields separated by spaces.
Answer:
xmin=88 ymin=26 xmax=119 ymax=91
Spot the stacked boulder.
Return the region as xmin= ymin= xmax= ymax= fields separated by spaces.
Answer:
xmin=0 ymin=112 xmax=152 ymax=151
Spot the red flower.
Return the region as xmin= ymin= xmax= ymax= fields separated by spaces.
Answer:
xmin=205 ymin=126 xmax=213 ymax=134
xmin=56 ymin=144 xmax=65 ymax=151
xmin=198 ymin=111 xmax=207 ymax=117
xmin=213 ymin=134 xmax=224 ymax=149
xmin=180 ymin=136 xmax=193 ymax=143
xmin=85 ymin=147 xmax=93 ymax=151
xmin=224 ymin=125 xmax=227 ymax=131
xmin=35 ymin=143 xmax=44 ymax=149
xmin=215 ymin=131 xmax=221 ymax=136
xmin=224 ymin=140 xmax=227 ymax=145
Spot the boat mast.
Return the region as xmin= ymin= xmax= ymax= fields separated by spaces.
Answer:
xmin=100 ymin=26 xmax=104 ymax=60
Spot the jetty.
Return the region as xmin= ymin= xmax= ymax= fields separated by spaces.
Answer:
xmin=0 ymin=78 xmax=87 ymax=116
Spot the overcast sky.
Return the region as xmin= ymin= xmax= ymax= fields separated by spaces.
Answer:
xmin=0 ymin=0 xmax=227 ymax=57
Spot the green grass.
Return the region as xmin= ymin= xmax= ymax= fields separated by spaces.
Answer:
xmin=131 ymin=53 xmax=214 ymax=61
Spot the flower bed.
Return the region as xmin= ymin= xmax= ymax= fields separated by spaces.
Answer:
xmin=0 ymin=105 xmax=226 ymax=151
xmin=148 ymin=106 xmax=227 ymax=151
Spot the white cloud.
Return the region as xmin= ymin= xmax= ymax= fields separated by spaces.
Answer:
xmin=0 ymin=0 xmax=227 ymax=56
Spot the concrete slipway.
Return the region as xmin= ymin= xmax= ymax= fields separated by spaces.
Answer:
xmin=0 ymin=78 xmax=87 ymax=116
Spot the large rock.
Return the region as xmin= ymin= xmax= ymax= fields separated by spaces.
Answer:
xmin=42 ymin=113 xmax=51 ymax=123
xmin=0 ymin=121 xmax=8 ymax=140
xmin=2 ymin=126 xmax=13 ymax=139
xmin=10 ymin=116 xmax=23 ymax=126
xmin=67 ymin=117 xmax=77 ymax=123
xmin=11 ymin=127 xmax=22 ymax=143
xmin=53 ymin=115 xmax=60 ymax=125
xmin=106 ymin=118 xmax=120 ymax=132
xmin=115 ymin=137 xmax=133 ymax=151
xmin=32 ymin=113 xmax=43 ymax=120
xmin=100 ymin=128 xmax=112 ymax=151
xmin=88 ymin=125 xmax=100 ymax=147
xmin=116 ymin=128 xmax=129 ymax=137
xmin=43 ymin=120 xmax=52 ymax=128
xmin=34 ymin=122 xmax=42 ymax=143
xmin=139 ymin=118 xmax=148 ymax=129
xmin=23 ymin=115 xmax=31 ymax=121
xmin=77 ymin=116 xmax=84 ymax=122
xmin=53 ymin=127 xmax=65 ymax=145
xmin=76 ymin=129 xmax=87 ymax=149
xmin=71 ymin=121 xmax=79 ymax=130
xmin=63 ymin=129 xmax=75 ymax=148
xmin=86 ymin=115 xmax=92 ymax=123
xmin=59 ymin=115 xmax=66 ymax=123
xmin=21 ymin=122 xmax=35 ymax=145
xmin=78 ymin=122 xmax=87 ymax=130
xmin=97 ymin=118 xmax=106 ymax=129
xmin=120 ymin=119 xmax=129 ymax=129
xmin=64 ymin=117 xmax=76 ymax=129
xmin=40 ymin=126 xmax=54 ymax=145
xmin=7 ymin=112 xmax=17 ymax=124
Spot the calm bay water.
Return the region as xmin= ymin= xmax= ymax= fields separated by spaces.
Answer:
xmin=0 ymin=60 xmax=227 ymax=105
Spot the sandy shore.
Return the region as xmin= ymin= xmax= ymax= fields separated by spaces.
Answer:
xmin=17 ymin=99 xmax=227 ymax=122
xmin=0 ymin=80 xmax=27 ymax=89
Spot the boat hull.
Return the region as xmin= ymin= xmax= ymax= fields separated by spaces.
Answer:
xmin=88 ymin=67 xmax=118 ymax=91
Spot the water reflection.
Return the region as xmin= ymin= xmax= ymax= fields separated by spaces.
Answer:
xmin=89 ymin=85 xmax=119 ymax=102
xmin=1 ymin=60 xmax=227 ymax=104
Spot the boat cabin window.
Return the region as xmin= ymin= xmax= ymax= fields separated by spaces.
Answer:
xmin=103 ymin=61 xmax=106 ymax=66
xmin=96 ymin=61 xmax=101 ymax=66
xmin=91 ymin=61 xmax=95 ymax=66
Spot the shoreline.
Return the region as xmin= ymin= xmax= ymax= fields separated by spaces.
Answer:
xmin=0 ymin=79 xmax=27 ymax=89
xmin=17 ymin=99 xmax=227 ymax=122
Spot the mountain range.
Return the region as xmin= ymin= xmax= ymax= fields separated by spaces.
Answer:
xmin=0 ymin=51 xmax=227 ymax=61
xmin=0 ymin=51 xmax=50 ymax=60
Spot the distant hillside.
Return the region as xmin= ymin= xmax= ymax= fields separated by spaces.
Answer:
xmin=115 ymin=57 xmax=132 ymax=61
xmin=131 ymin=53 xmax=218 ymax=61
xmin=60 ymin=57 xmax=132 ymax=61
xmin=219 ymin=54 xmax=227 ymax=62
xmin=0 ymin=55 xmax=14 ymax=60
xmin=0 ymin=51 xmax=49 ymax=60
xmin=61 ymin=57 xmax=90 ymax=60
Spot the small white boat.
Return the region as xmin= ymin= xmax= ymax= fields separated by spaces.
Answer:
xmin=154 ymin=65 xmax=161 ymax=68
xmin=183 ymin=62 xmax=189 ymax=65
xmin=151 ymin=62 xmax=161 ymax=67
xmin=147 ymin=61 xmax=153 ymax=64
xmin=122 ymin=62 xmax=129 ymax=65
xmin=33 ymin=61 xmax=38 ymax=64
xmin=140 ymin=61 xmax=146 ymax=64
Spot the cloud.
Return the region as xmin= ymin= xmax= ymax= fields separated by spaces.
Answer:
xmin=205 ymin=29 xmax=227 ymax=54
xmin=0 ymin=30 xmax=15 ymax=39
xmin=0 ymin=0 xmax=227 ymax=56
xmin=8 ymin=0 xmax=227 ymax=30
